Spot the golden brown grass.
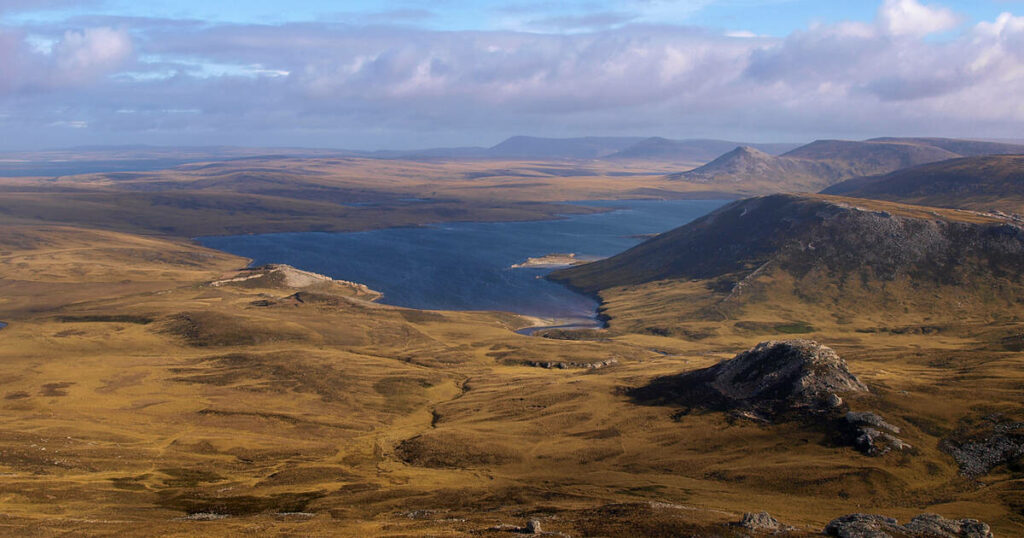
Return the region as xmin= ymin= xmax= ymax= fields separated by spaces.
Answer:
xmin=0 ymin=157 xmax=735 ymax=237
xmin=0 ymin=221 xmax=1021 ymax=536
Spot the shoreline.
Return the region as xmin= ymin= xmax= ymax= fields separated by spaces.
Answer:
xmin=510 ymin=252 xmax=602 ymax=269
xmin=514 ymin=315 xmax=605 ymax=336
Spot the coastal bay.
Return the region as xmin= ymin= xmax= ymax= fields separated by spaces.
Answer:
xmin=198 ymin=199 xmax=728 ymax=322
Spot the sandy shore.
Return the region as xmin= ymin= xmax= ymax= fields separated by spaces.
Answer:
xmin=510 ymin=252 xmax=601 ymax=269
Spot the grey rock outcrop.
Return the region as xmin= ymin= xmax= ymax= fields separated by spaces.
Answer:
xmin=845 ymin=412 xmax=912 ymax=456
xmin=630 ymin=339 xmax=873 ymax=424
xmin=738 ymin=511 xmax=781 ymax=532
xmin=525 ymin=519 xmax=543 ymax=534
xmin=903 ymin=514 xmax=992 ymax=538
xmin=630 ymin=340 xmax=867 ymax=416
xmin=708 ymin=340 xmax=867 ymax=408
xmin=825 ymin=513 xmax=901 ymax=538
xmin=524 ymin=358 xmax=618 ymax=370
xmin=846 ymin=412 xmax=900 ymax=434
xmin=824 ymin=513 xmax=993 ymax=538
xmin=941 ymin=420 xmax=1024 ymax=478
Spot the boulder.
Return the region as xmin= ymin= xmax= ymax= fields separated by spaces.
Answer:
xmin=903 ymin=514 xmax=992 ymax=538
xmin=941 ymin=420 xmax=1024 ymax=478
xmin=631 ymin=340 xmax=868 ymax=416
xmin=845 ymin=412 xmax=912 ymax=456
xmin=846 ymin=412 xmax=900 ymax=434
xmin=738 ymin=511 xmax=781 ymax=531
xmin=824 ymin=513 xmax=902 ymax=538
xmin=708 ymin=340 xmax=867 ymax=407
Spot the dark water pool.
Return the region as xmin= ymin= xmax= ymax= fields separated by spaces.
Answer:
xmin=198 ymin=199 xmax=726 ymax=321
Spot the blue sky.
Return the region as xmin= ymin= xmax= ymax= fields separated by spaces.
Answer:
xmin=0 ymin=0 xmax=1022 ymax=149
xmin=6 ymin=0 xmax=1018 ymax=34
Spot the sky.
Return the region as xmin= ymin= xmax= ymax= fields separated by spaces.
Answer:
xmin=0 ymin=0 xmax=1022 ymax=150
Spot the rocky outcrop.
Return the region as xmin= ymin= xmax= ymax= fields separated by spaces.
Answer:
xmin=524 ymin=358 xmax=617 ymax=370
xmin=737 ymin=511 xmax=783 ymax=532
xmin=902 ymin=514 xmax=993 ymax=538
xmin=707 ymin=340 xmax=867 ymax=407
xmin=844 ymin=412 xmax=912 ymax=457
xmin=631 ymin=341 xmax=920 ymax=457
xmin=824 ymin=513 xmax=992 ymax=538
xmin=825 ymin=513 xmax=901 ymax=538
xmin=631 ymin=340 xmax=867 ymax=415
xmin=941 ymin=419 xmax=1024 ymax=478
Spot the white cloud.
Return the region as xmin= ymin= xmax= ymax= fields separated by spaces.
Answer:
xmin=53 ymin=27 xmax=133 ymax=84
xmin=0 ymin=2 xmax=1022 ymax=147
xmin=877 ymin=0 xmax=959 ymax=37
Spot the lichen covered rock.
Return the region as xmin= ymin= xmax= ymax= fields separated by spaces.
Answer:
xmin=631 ymin=340 xmax=867 ymax=415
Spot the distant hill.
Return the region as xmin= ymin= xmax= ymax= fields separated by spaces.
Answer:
xmin=823 ymin=154 xmax=1024 ymax=214
xmin=484 ymin=136 xmax=646 ymax=159
xmin=667 ymin=146 xmax=841 ymax=191
xmin=551 ymin=193 xmax=1024 ymax=322
xmin=781 ymin=139 xmax=959 ymax=170
xmin=866 ymin=137 xmax=1024 ymax=157
xmin=668 ymin=138 xmax=1024 ymax=192
xmin=416 ymin=135 xmax=801 ymax=162
xmin=606 ymin=137 xmax=800 ymax=162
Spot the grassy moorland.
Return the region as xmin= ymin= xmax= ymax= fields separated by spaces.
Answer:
xmin=0 ymin=204 xmax=1019 ymax=535
xmin=0 ymin=157 xmax=726 ymax=237
xmin=0 ymin=154 xmax=1022 ymax=535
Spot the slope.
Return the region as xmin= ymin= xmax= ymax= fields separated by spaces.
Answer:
xmin=667 ymin=137 xmax=1009 ymax=192
xmin=551 ymin=193 xmax=1024 ymax=324
xmin=822 ymin=154 xmax=1024 ymax=215
xmin=607 ymin=137 xmax=801 ymax=162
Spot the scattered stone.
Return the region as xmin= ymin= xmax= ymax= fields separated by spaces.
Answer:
xmin=941 ymin=421 xmax=1024 ymax=478
xmin=824 ymin=513 xmax=994 ymax=538
xmin=526 ymin=519 xmax=543 ymax=534
xmin=738 ymin=511 xmax=780 ymax=532
xmin=825 ymin=393 xmax=844 ymax=408
xmin=401 ymin=509 xmax=436 ymax=519
xmin=853 ymin=428 xmax=912 ymax=456
xmin=903 ymin=513 xmax=992 ymax=538
xmin=524 ymin=359 xmax=617 ymax=370
xmin=180 ymin=512 xmax=228 ymax=521
xmin=844 ymin=411 xmax=911 ymax=456
xmin=824 ymin=513 xmax=902 ymax=538
xmin=846 ymin=412 xmax=900 ymax=434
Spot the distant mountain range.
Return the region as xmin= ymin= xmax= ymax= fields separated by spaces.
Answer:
xmin=367 ymin=136 xmax=800 ymax=162
xmin=669 ymin=137 xmax=1024 ymax=192
xmin=0 ymin=136 xmax=802 ymax=176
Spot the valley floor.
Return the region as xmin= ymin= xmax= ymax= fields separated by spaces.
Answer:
xmin=0 ymin=224 xmax=1021 ymax=535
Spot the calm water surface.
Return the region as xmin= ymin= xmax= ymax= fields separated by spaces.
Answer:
xmin=198 ymin=199 xmax=726 ymax=321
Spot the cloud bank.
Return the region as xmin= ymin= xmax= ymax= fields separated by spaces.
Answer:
xmin=0 ymin=0 xmax=1021 ymax=149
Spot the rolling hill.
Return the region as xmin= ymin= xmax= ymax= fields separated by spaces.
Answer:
xmin=669 ymin=138 xmax=1024 ymax=192
xmin=551 ymin=193 xmax=1024 ymax=323
xmin=4 ymin=162 xmax=1024 ymax=534
xmin=606 ymin=137 xmax=800 ymax=162
xmin=822 ymin=154 xmax=1024 ymax=215
xmin=483 ymin=135 xmax=646 ymax=159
